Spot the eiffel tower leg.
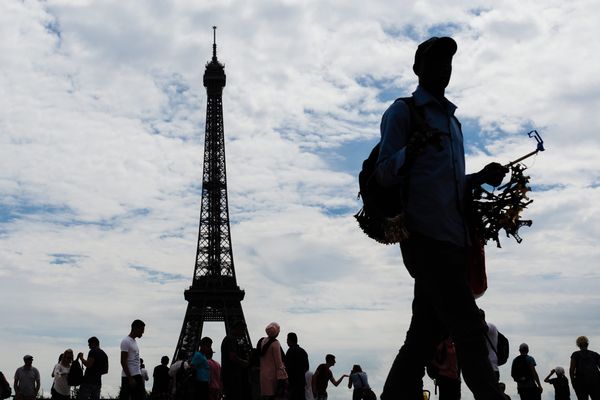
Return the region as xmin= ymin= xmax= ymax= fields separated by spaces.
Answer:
xmin=173 ymin=303 xmax=205 ymax=361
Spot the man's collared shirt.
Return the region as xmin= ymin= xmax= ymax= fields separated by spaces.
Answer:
xmin=376 ymin=85 xmax=468 ymax=247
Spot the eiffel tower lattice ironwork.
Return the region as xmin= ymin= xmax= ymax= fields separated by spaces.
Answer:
xmin=174 ymin=27 xmax=251 ymax=360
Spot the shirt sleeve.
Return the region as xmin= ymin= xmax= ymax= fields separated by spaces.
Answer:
xmin=376 ymin=100 xmax=411 ymax=187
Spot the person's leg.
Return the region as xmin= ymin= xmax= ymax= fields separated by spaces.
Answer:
xmin=573 ymin=384 xmax=589 ymax=400
xmin=120 ymin=377 xmax=131 ymax=400
xmin=91 ymin=384 xmax=101 ymax=400
xmin=381 ymin=237 xmax=446 ymax=400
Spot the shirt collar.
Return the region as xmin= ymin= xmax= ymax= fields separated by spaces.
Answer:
xmin=413 ymin=85 xmax=457 ymax=115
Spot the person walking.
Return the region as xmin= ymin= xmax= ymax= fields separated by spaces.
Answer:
xmin=14 ymin=355 xmax=40 ymax=400
xmin=285 ymin=332 xmax=309 ymax=400
xmin=78 ymin=336 xmax=109 ymax=400
xmin=120 ymin=319 xmax=146 ymax=400
xmin=570 ymin=336 xmax=600 ymax=400
xmin=376 ymin=36 xmax=508 ymax=400
xmin=52 ymin=349 xmax=74 ymax=400
xmin=258 ymin=322 xmax=288 ymax=399
xmin=544 ymin=367 xmax=571 ymax=400
xmin=511 ymin=343 xmax=543 ymax=400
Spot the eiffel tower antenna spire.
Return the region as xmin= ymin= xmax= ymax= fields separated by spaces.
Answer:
xmin=174 ymin=28 xmax=251 ymax=361
xmin=212 ymin=26 xmax=218 ymax=62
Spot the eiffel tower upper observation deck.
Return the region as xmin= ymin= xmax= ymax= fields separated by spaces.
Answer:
xmin=173 ymin=27 xmax=251 ymax=360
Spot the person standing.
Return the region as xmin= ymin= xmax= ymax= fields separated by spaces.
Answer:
xmin=191 ymin=337 xmax=213 ymax=400
xmin=120 ymin=319 xmax=146 ymax=400
xmin=570 ymin=336 xmax=600 ymax=400
xmin=312 ymin=354 xmax=347 ymax=400
xmin=14 ymin=355 xmax=40 ymax=400
xmin=376 ymin=36 xmax=508 ymax=400
xmin=285 ymin=332 xmax=309 ymax=400
xmin=480 ymin=309 xmax=501 ymax=381
xmin=544 ymin=367 xmax=571 ymax=400
xmin=151 ymin=356 xmax=170 ymax=400
xmin=78 ymin=336 xmax=109 ymax=400
xmin=52 ymin=349 xmax=74 ymax=400
xmin=511 ymin=343 xmax=543 ymax=400
xmin=221 ymin=320 xmax=251 ymax=400
xmin=258 ymin=322 xmax=288 ymax=399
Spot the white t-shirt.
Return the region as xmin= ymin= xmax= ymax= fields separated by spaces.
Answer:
xmin=486 ymin=322 xmax=499 ymax=371
xmin=120 ymin=336 xmax=141 ymax=377
xmin=53 ymin=364 xmax=71 ymax=396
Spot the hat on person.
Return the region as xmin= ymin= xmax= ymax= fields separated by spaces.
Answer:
xmin=23 ymin=355 xmax=33 ymax=360
xmin=413 ymin=36 xmax=457 ymax=75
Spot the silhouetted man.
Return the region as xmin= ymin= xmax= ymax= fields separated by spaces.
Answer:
xmin=78 ymin=336 xmax=109 ymax=400
xmin=120 ymin=319 xmax=146 ymax=400
xmin=285 ymin=332 xmax=309 ymax=400
xmin=312 ymin=354 xmax=347 ymax=400
xmin=14 ymin=355 xmax=39 ymax=400
xmin=376 ymin=36 xmax=508 ymax=400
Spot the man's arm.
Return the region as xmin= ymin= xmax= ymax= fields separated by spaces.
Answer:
xmin=121 ymin=351 xmax=135 ymax=386
xmin=34 ymin=369 xmax=40 ymax=394
xmin=530 ymin=365 xmax=542 ymax=392
xmin=376 ymin=101 xmax=411 ymax=188
xmin=79 ymin=352 xmax=95 ymax=369
xmin=544 ymin=369 xmax=555 ymax=383
xmin=569 ymin=357 xmax=576 ymax=383
xmin=329 ymin=374 xmax=348 ymax=387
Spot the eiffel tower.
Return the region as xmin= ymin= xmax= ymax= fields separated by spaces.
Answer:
xmin=174 ymin=27 xmax=251 ymax=360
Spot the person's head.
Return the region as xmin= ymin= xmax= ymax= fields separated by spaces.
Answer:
xmin=131 ymin=319 xmax=146 ymax=338
xmin=200 ymin=337 xmax=213 ymax=355
xmin=265 ymin=322 xmax=280 ymax=339
xmin=576 ymin=336 xmax=589 ymax=349
xmin=325 ymin=354 xmax=336 ymax=367
xmin=498 ymin=382 xmax=506 ymax=393
xmin=62 ymin=349 xmax=74 ymax=365
xmin=413 ymin=36 xmax=457 ymax=96
xmin=140 ymin=358 xmax=145 ymax=368
xmin=161 ymin=356 xmax=169 ymax=366
xmin=230 ymin=320 xmax=247 ymax=337
xmin=287 ymin=332 xmax=298 ymax=346
xmin=88 ymin=336 xmax=100 ymax=349
xmin=555 ymin=366 xmax=565 ymax=376
xmin=23 ymin=355 xmax=34 ymax=367
xmin=519 ymin=343 xmax=529 ymax=354
xmin=351 ymin=364 xmax=362 ymax=374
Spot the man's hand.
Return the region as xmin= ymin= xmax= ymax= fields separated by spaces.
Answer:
xmin=476 ymin=162 xmax=509 ymax=187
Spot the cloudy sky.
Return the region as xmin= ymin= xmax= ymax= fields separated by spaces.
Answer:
xmin=1 ymin=1 xmax=599 ymax=399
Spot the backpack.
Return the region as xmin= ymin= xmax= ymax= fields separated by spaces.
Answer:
xmin=0 ymin=372 xmax=11 ymax=400
xmin=511 ymin=355 xmax=531 ymax=383
xmin=486 ymin=331 xmax=510 ymax=366
xmin=496 ymin=332 xmax=510 ymax=366
xmin=67 ymin=360 xmax=84 ymax=386
xmin=354 ymin=97 xmax=440 ymax=244
xmin=575 ymin=350 xmax=600 ymax=384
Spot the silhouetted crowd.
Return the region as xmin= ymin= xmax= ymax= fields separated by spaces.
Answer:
xmin=2 ymin=319 xmax=600 ymax=400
